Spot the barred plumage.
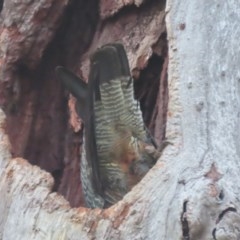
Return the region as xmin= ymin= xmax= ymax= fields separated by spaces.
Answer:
xmin=56 ymin=43 xmax=159 ymax=208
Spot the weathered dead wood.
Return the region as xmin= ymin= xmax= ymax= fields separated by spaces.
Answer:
xmin=0 ymin=0 xmax=240 ymax=239
xmin=2 ymin=0 xmax=166 ymax=207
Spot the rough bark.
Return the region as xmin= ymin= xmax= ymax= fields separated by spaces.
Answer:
xmin=0 ymin=0 xmax=239 ymax=239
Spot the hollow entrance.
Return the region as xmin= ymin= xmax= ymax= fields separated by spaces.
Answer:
xmin=4 ymin=0 xmax=168 ymax=207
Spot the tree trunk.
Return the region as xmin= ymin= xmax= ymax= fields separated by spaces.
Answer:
xmin=0 ymin=0 xmax=239 ymax=239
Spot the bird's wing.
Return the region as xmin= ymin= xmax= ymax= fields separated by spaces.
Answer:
xmin=55 ymin=65 xmax=103 ymax=207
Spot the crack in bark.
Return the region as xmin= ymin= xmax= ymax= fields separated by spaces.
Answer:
xmin=212 ymin=228 xmax=217 ymax=240
xmin=218 ymin=189 xmax=224 ymax=201
xmin=0 ymin=0 xmax=3 ymax=12
xmin=32 ymin=191 xmax=52 ymax=238
xmin=212 ymin=207 xmax=237 ymax=239
xmin=181 ymin=201 xmax=190 ymax=240
xmin=216 ymin=207 xmax=237 ymax=224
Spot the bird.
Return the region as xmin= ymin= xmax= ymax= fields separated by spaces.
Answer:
xmin=56 ymin=43 xmax=160 ymax=208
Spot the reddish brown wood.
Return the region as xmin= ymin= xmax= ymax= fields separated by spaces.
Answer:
xmin=1 ymin=0 xmax=167 ymax=207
